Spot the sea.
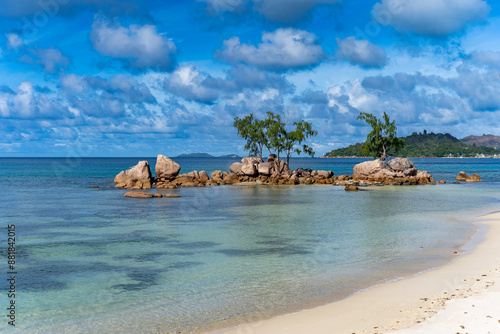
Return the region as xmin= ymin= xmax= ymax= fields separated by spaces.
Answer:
xmin=0 ymin=157 xmax=499 ymax=333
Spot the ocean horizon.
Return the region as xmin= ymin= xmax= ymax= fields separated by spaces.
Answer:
xmin=1 ymin=157 xmax=499 ymax=333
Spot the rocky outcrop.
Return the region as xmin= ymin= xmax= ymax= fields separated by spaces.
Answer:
xmin=465 ymin=173 xmax=483 ymax=182
xmin=456 ymin=171 xmax=469 ymax=181
xmin=155 ymin=155 xmax=181 ymax=180
xmin=123 ymin=191 xmax=154 ymax=198
xmin=352 ymin=158 xmax=434 ymax=185
xmin=114 ymin=161 xmax=153 ymax=189
xmin=456 ymin=172 xmax=484 ymax=182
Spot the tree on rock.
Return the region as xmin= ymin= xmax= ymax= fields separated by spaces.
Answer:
xmin=233 ymin=112 xmax=317 ymax=169
xmin=357 ymin=112 xmax=404 ymax=161
xmin=267 ymin=112 xmax=317 ymax=168
xmin=233 ymin=113 xmax=270 ymax=160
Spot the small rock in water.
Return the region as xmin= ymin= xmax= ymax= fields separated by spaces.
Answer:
xmin=163 ymin=194 xmax=181 ymax=198
xmin=154 ymin=193 xmax=162 ymax=198
xmin=92 ymin=185 xmax=99 ymax=188
xmin=345 ymin=184 xmax=359 ymax=191
xmin=123 ymin=191 xmax=154 ymax=199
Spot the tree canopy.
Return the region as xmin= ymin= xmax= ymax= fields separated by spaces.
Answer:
xmin=356 ymin=112 xmax=404 ymax=160
xmin=233 ymin=112 xmax=317 ymax=168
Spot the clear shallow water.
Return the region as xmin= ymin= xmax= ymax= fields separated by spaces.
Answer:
xmin=0 ymin=157 xmax=499 ymax=333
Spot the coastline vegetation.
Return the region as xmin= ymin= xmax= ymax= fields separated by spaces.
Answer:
xmin=326 ymin=131 xmax=500 ymax=158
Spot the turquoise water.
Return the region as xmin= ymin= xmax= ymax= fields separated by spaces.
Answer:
xmin=0 ymin=158 xmax=499 ymax=333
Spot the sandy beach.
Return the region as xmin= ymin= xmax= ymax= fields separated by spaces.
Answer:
xmin=215 ymin=211 xmax=500 ymax=334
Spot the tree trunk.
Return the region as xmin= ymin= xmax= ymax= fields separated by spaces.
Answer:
xmin=381 ymin=145 xmax=387 ymax=161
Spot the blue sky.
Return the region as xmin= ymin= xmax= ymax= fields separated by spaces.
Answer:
xmin=0 ymin=0 xmax=499 ymax=157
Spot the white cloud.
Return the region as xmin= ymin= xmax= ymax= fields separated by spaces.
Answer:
xmin=19 ymin=47 xmax=70 ymax=74
xmin=165 ymin=65 xmax=225 ymax=103
xmin=372 ymin=0 xmax=490 ymax=37
xmin=216 ymin=28 xmax=326 ymax=71
xmin=336 ymin=37 xmax=388 ymax=68
xmin=0 ymin=81 xmax=70 ymax=119
xmin=6 ymin=33 xmax=23 ymax=49
xmin=90 ymin=16 xmax=177 ymax=71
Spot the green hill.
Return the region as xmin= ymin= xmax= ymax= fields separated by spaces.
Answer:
xmin=326 ymin=132 xmax=500 ymax=158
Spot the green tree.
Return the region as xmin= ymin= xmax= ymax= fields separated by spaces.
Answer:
xmin=234 ymin=112 xmax=317 ymax=170
xmin=357 ymin=112 xmax=404 ymax=160
xmin=265 ymin=111 xmax=317 ymax=169
xmin=233 ymin=113 xmax=270 ymax=160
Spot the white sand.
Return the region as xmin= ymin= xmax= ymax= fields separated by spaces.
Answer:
xmin=214 ymin=212 xmax=500 ymax=334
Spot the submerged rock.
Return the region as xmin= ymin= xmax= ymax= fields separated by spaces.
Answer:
xmin=163 ymin=194 xmax=181 ymax=198
xmin=345 ymin=184 xmax=359 ymax=191
xmin=123 ymin=191 xmax=154 ymax=198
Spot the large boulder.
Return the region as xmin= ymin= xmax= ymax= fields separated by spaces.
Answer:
xmin=317 ymin=170 xmax=334 ymax=178
xmin=155 ymin=155 xmax=181 ymax=180
xmin=388 ymin=158 xmax=414 ymax=171
xmin=241 ymin=163 xmax=258 ymax=176
xmin=258 ymin=162 xmax=273 ymax=176
xmin=114 ymin=161 xmax=153 ymax=189
xmin=240 ymin=157 xmax=262 ymax=176
xmin=353 ymin=158 xmax=432 ymax=185
xmin=211 ymin=170 xmax=224 ymax=183
xmin=229 ymin=162 xmax=243 ymax=174
xmin=352 ymin=159 xmax=387 ymax=179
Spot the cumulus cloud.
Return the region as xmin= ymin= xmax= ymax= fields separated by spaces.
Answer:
xmin=336 ymin=37 xmax=388 ymax=68
xmin=469 ymin=51 xmax=500 ymax=69
xmin=165 ymin=65 xmax=229 ymax=104
xmin=165 ymin=64 xmax=294 ymax=103
xmin=372 ymin=0 xmax=490 ymax=37
xmin=61 ymin=73 xmax=156 ymax=118
xmin=216 ymin=28 xmax=326 ymax=71
xmin=90 ymin=16 xmax=177 ymax=71
xmin=18 ymin=46 xmax=70 ymax=74
xmin=0 ymin=81 xmax=70 ymax=119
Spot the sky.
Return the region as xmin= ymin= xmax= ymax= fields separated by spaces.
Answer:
xmin=0 ymin=0 xmax=499 ymax=157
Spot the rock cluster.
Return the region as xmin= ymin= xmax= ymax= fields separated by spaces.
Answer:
xmin=352 ymin=158 xmax=435 ymax=185
xmin=456 ymin=172 xmax=484 ymax=182
xmin=115 ymin=155 xmax=450 ymax=191
xmin=114 ymin=161 xmax=153 ymax=189
xmin=114 ymin=154 xmax=341 ymax=189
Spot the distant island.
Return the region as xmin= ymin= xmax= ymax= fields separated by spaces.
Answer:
xmin=174 ymin=153 xmax=241 ymax=158
xmin=325 ymin=132 xmax=500 ymax=158
xmin=461 ymin=134 xmax=500 ymax=149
